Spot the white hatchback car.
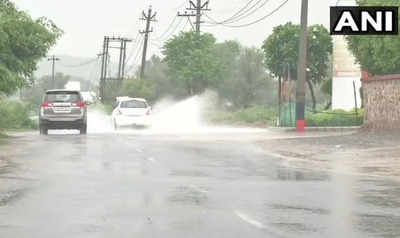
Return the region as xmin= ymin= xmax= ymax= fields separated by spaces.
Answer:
xmin=111 ymin=98 xmax=152 ymax=129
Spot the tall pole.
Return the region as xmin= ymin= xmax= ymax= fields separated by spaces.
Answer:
xmin=118 ymin=40 xmax=124 ymax=80
xmin=178 ymin=0 xmax=210 ymax=34
xmin=140 ymin=6 xmax=157 ymax=80
xmin=295 ymin=0 xmax=308 ymax=132
xmin=121 ymin=40 xmax=127 ymax=79
xmin=195 ymin=0 xmax=201 ymax=34
xmin=99 ymin=37 xmax=107 ymax=103
xmin=47 ymin=55 xmax=60 ymax=89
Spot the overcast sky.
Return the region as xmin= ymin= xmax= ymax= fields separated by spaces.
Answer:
xmin=13 ymin=0 xmax=343 ymax=64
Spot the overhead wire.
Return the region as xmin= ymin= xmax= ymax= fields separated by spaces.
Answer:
xmin=158 ymin=16 xmax=185 ymax=43
xmin=224 ymin=0 xmax=271 ymax=24
xmin=155 ymin=15 xmax=179 ymax=41
xmin=204 ymin=0 xmax=289 ymax=28
xmin=125 ymin=32 xmax=142 ymax=64
xmin=59 ymin=58 xmax=98 ymax=68
xmin=218 ymin=0 xmax=257 ymax=24
xmin=126 ymin=36 xmax=145 ymax=75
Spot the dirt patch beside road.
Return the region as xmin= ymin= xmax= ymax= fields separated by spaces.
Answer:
xmin=259 ymin=131 xmax=400 ymax=178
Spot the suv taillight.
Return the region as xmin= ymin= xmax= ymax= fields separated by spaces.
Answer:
xmin=74 ymin=101 xmax=86 ymax=108
xmin=42 ymin=102 xmax=53 ymax=107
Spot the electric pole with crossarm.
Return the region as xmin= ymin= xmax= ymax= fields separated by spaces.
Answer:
xmin=178 ymin=0 xmax=211 ymax=34
xmin=139 ymin=6 xmax=157 ymax=79
xmin=48 ymin=55 xmax=60 ymax=89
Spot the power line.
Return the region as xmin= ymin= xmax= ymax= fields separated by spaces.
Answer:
xmin=204 ymin=0 xmax=268 ymax=25
xmin=152 ymin=17 xmax=185 ymax=46
xmin=133 ymin=37 xmax=145 ymax=65
xmin=160 ymin=17 xmax=185 ymax=41
xmin=126 ymin=36 xmax=145 ymax=76
xmin=224 ymin=0 xmax=271 ymax=24
xmin=204 ymin=0 xmax=289 ymax=28
xmin=219 ymin=0 xmax=257 ymax=24
xmin=125 ymin=33 xmax=142 ymax=63
xmin=59 ymin=58 xmax=98 ymax=68
xmin=220 ymin=0 xmax=268 ymax=24
xmin=155 ymin=15 xmax=178 ymax=41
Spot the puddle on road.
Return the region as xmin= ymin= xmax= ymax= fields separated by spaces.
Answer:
xmin=168 ymin=185 xmax=208 ymax=206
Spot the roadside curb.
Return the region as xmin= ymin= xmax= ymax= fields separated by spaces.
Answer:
xmin=269 ymin=126 xmax=361 ymax=133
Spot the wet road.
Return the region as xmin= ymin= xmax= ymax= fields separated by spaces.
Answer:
xmin=0 ymin=130 xmax=399 ymax=238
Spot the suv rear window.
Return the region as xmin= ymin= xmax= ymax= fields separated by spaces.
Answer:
xmin=45 ymin=91 xmax=81 ymax=103
xmin=120 ymin=100 xmax=147 ymax=108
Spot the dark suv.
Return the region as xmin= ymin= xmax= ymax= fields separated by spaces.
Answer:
xmin=39 ymin=90 xmax=87 ymax=135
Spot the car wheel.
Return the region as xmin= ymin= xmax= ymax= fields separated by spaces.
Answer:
xmin=40 ymin=126 xmax=48 ymax=135
xmin=80 ymin=124 xmax=87 ymax=135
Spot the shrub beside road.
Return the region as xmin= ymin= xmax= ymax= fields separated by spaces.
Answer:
xmin=0 ymin=100 xmax=38 ymax=133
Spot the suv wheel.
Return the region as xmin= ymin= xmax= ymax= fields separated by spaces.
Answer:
xmin=40 ymin=126 xmax=48 ymax=135
xmin=80 ymin=124 xmax=87 ymax=135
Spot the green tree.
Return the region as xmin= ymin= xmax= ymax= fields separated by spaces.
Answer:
xmin=120 ymin=77 xmax=155 ymax=102
xmin=262 ymin=22 xmax=333 ymax=111
xmin=0 ymin=0 xmax=62 ymax=95
xmin=346 ymin=0 xmax=400 ymax=75
xmin=22 ymin=73 xmax=70 ymax=107
xmin=218 ymin=46 xmax=274 ymax=108
xmin=142 ymin=55 xmax=183 ymax=100
xmin=163 ymin=32 xmax=223 ymax=96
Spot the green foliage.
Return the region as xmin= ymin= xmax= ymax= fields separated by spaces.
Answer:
xmin=262 ymin=22 xmax=333 ymax=84
xmin=22 ymin=73 xmax=71 ymax=107
xmin=346 ymin=0 xmax=400 ymax=75
xmin=142 ymin=55 xmax=186 ymax=99
xmin=163 ymin=32 xmax=224 ymax=95
xmin=306 ymin=109 xmax=364 ymax=127
xmin=321 ymin=78 xmax=332 ymax=96
xmin=0 ymin=99 xmax=37 ymax=130
xmin=120 ymin=78 xmax=156 ymax=102
xmin=210 ymin=106 xmax=277 ymax=125
xmin=0 ymin=0 xmax=62 ymax=95
xmin=217 ymin=46 xmax=275 ymax=108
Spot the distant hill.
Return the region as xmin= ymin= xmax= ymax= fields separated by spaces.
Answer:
xmin=34 ymin=55 xmax=134 ymax=84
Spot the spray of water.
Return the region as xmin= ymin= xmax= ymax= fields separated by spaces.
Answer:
xmin=87 ymin=90 xmax=266 ymax=135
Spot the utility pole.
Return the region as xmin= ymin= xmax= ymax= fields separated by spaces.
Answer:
xmin=99 ymin=36 xmax=131 ymax=103
xmin=178 ymin=0 xmax=210 ymax=34
xmin=139 ymin=6 xmax=157 ymax=79
xmin=295 ymin=0 xmax=308 ymax=132
xmin=99 ymin=37 xmax=109 ymax=103
xmin=47 ymin=55 xmax=60 ymax=89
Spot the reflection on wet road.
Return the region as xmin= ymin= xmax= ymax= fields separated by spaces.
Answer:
xmin=0 ymin=131 xmax=399 ymax=238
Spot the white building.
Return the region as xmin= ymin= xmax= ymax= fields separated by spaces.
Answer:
xmin=332 ymin=35 xmax=362 ymax=110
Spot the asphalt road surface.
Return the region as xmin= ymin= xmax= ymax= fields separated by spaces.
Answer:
xmin=0 ymin=129 xmax=399 ymax=238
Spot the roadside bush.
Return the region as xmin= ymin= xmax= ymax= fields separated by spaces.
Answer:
xmin=0 ymin=100 xmax=37 ymax=130
xmin=209 ymin=106 xmax=277 ymax=125
xmin=120 ymin=78 xmax=156 ymax=103
xmin=306 ymin=109 xmax=364 ymax=127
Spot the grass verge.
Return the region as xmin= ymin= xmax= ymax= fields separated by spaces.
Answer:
xmin=208 ymin=106 xmax=277 ymax=127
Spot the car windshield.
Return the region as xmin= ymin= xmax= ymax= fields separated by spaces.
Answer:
xmin=45 ymin=92 xmax=80 ymax=103
xmin=120 ymin=100 xmax=147 ymax=108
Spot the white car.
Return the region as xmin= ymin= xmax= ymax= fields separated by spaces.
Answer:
xmin=111 ymin=97 xmax=152 ymax=129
